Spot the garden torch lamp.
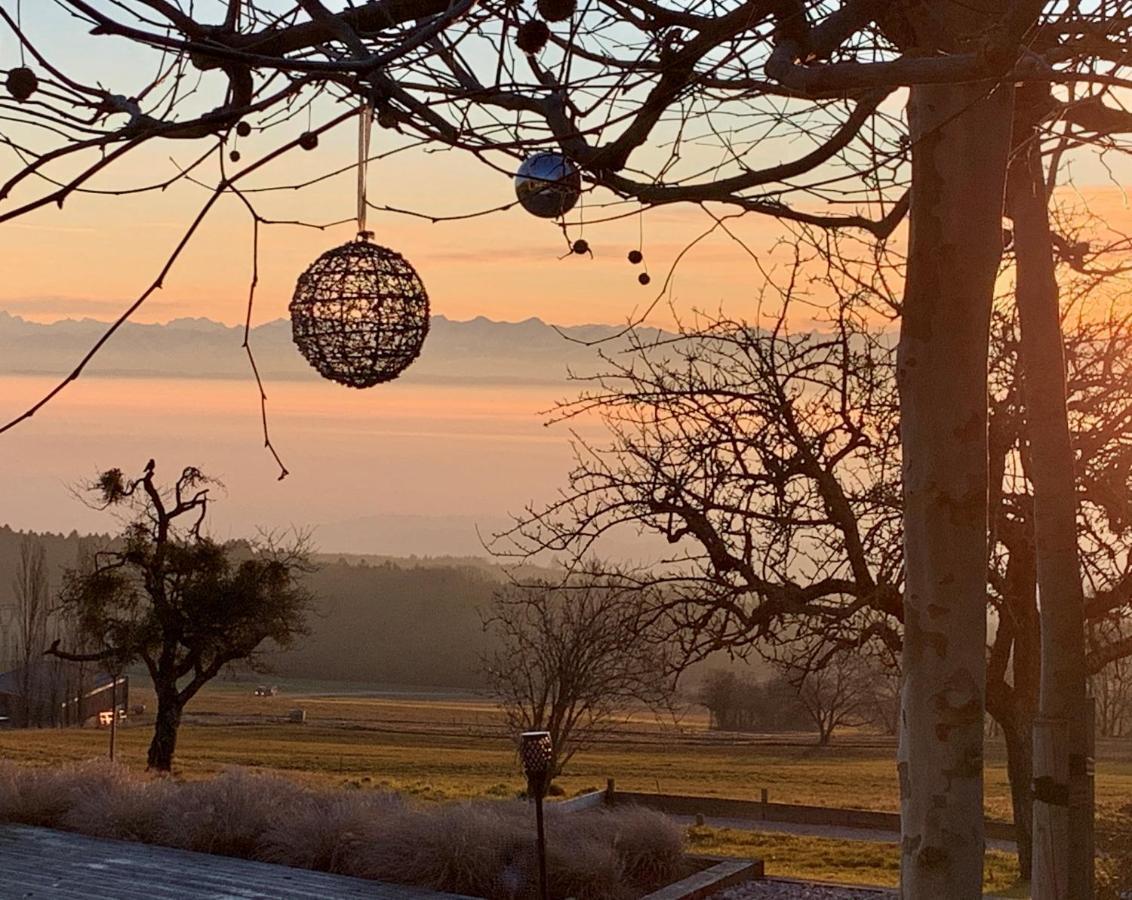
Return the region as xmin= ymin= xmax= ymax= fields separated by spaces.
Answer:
xmin=519 ymin=731 xmax=553 ymax=900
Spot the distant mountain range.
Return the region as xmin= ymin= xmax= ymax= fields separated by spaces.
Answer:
xmin=0 ymin=312 xmax=659 ymax=384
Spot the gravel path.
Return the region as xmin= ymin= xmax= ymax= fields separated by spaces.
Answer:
xmin=718 ymin=879 xmax=896 ymax=899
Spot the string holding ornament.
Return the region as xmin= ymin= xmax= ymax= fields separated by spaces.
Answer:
xmin=289 ymin=101 xmax=430 ymax=388
xmin=630 ymin=205 xmax=650 ymax=285
xmin=6 ymin=0 xmax=37 ymax=102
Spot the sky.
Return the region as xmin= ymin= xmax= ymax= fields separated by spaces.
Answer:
xmin=4 ymin=2 xmax=1125 ymax=332
xmin=3 ymin=3 xmax=1132 ymax=553
xmin=1 ymin=1 xmax=815 ymax=330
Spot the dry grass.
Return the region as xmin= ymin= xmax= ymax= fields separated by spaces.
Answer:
xmin=686 ymin=826 xmax=1022 ymax=895
xmin=0 ymin=762 xmax=684 ymax=899
xmin=6 ymin=713 xmax=1131 ymax=824
xmin=1098 ymin=811 xmax=1132 ymax=900
xmin=4 ymin=680 xmax=1132 ymax=890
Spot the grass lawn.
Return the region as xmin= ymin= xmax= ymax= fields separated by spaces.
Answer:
xmin=686 ymin=826 xmax=1023 ymax=895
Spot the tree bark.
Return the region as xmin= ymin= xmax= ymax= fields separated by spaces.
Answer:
xmin=897 ymin=79 xmax=1014 ymax=899
xmin=147 ymin=685 xmax=183 ymax=772
xmin=1001 ymin=709 xmax=1036 ymax=877
xmin=1007 ymin=97 xmax=1093 ymax=899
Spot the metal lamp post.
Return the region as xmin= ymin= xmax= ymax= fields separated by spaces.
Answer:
xmin=519 ymin=731 xmax=553 ymax=900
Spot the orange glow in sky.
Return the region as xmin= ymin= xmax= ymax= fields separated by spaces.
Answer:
xmin=2 ymin=120 xmax=817 ymax=330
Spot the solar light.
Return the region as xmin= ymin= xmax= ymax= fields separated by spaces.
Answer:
xmin=519 ymin=731 xmax=553 ymax=900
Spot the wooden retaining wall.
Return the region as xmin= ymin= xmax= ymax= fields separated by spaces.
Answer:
xmin=599 ymin=783 xmax=1017 ymax=843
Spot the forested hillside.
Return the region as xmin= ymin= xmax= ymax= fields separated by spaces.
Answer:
xmin=0 ymin=527 xmax=503 ymax=688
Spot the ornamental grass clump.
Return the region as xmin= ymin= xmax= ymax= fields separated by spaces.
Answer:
xmin=0 ymin=762 xmax=685 ymax=898
xmin=261 ymin=791 xmax=405 ymax=873
xmin=160 ymin=768 xmax=307 ymax=857
xmin=0 ymin=760 xmax=126 ymax=829
xmin=63 ymin=773 xmax=176 ymax=842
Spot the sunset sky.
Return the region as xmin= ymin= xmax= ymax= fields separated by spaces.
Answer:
xmin=5 ymin=4 xmax=1130 ymax=333
xmin=3 ymin=4 xmax=1132 ymax=553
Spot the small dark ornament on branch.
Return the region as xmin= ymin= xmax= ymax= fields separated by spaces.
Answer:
xmin=638 ymin=272 xmax=651 ymax=286
xmin=229 ymin=150 xmax=241 ymax=163
xmin=299 ymin=131 xmax=319 ymax=151
xmin=515 ymin=20 xmax=551 ymax=55
xmin=236 ymin=121 xmax=252 ymax=138
xmin=627 ymin=249 xmax=643 ymax=265
xmin=514 ymin=152 xmax=581 ymax=219
xmin=572 ymin=238 xmax=589 ymax=255
xmin=290 ymin=239 xmax=430 ymax=388
xmin=537 ymin=0 xmax=575 ymax=23
xmin=6 ymin=67 xmax=38 ymax=102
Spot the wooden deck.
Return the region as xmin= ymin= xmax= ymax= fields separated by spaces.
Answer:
xmin=0 ymin=824 xmax=476 ymax=899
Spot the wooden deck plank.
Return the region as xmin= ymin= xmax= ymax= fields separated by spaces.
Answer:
xmin=0 ymin=825 xmax=478 ymax=899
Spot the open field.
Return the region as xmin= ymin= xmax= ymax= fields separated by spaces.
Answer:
xmin=2 ymin=676 xmax=1130 ymax=892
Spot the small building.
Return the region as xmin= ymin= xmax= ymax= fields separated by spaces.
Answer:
xmin=0 ymin=660 xmax=128 ymax=728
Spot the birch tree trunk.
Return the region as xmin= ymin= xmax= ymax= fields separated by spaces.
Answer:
xmin=1007 ymin=96 xmax=1094 ymax=898
xmin=897 ymin=79 xmax=1013 ymax=898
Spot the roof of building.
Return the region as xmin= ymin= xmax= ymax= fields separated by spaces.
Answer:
xmin=0 ymin=660 xmax=118 ymax=699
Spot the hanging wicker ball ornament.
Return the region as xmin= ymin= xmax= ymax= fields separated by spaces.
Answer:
xmin=515 ymin=20 xmax=550 ymax=55
xmin=289 ymin=239 xmax=430 ymax=388
xmin=299 ymin=131 xmax=319 ymax=151
xmin=572 ymin=238 xmax=589 ymax=255
xmin=6 ymin=67 xmax=37 ymax=102
xmin=236 ymin=121 xmax=252 ymax=137
xmin=638 ymin=272 xmax=651 ymax=286
xmin=628 ymin=249 xmax=643 ymax=265
xmin=537 ymin=0 xmax=576 ymax=22
xmin=514 ymin=152 xmax=581 ymax=219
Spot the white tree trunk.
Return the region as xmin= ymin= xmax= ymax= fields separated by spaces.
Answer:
xmin=897 ymin=79 xmax=1013 ymax=899
xmin=1008 ymin=111 xmax=1094 ymax=899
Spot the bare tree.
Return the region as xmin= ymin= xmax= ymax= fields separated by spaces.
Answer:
xmin=697 ymin=668 xmax=810 ymax=733
xmin=48 ymin=461 xmax=315 ymax=771
xmin=1090 ymin=616 xmax=1132 ymax=739
xmin=483 ymin=569 xmax=675 ymax=778
xmin=11 ymin=535 xmax=49 ymax=727
xmin=785 ymin=651 xmax=870 ymax=746
xmin=861 ymin=664 xmax=901 ymax=737
xmin=496 ymin=229 xmax=1132 ymax=874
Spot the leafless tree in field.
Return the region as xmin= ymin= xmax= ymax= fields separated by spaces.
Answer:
xmin=46 ymin=461 xmax=314 ymax=770
xmin=1090 ymin=615 xmax=1132 ymax=739
xmin=781 ymin=648 xmax=870 ymax=745
xmin=11 ymin=534 xmax=49 ymax=726
xmin=7 ymin=2 xmax=1132 ymax=893
xmin=483 ymin=569 xmax=675 ymax=778
xmin=494 ymin=218 xmax=1132 ymax=873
